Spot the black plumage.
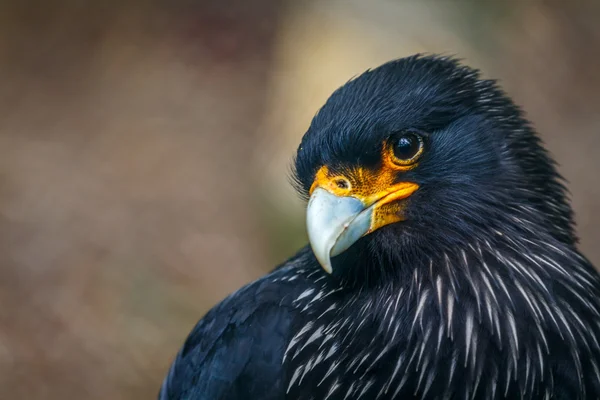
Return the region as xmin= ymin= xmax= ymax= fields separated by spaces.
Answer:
xmin=159 ymin=55 xmax=600 ymax=400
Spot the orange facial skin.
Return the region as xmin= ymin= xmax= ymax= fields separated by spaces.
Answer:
xmin=309 ymin=143 xmax=420 ymax=233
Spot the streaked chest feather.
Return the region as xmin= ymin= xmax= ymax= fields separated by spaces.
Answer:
xmin=281 ymin=243 xmax=600 ymax=400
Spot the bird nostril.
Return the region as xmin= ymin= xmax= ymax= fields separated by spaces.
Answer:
xmin=335 ymin=179 xmax=350 ymax=190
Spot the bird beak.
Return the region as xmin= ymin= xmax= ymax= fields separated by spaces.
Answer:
xmin=306 ymin=182 xmax=418 ymax=273
xmin=306 ymin=188 xmax=372 ymax=273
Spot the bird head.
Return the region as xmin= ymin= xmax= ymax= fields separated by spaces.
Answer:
xmin=294 ymin=55 xmax=575 ymax=276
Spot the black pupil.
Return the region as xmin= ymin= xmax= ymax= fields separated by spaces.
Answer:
xmin=393 ymin=134 xmax=420 ymax=160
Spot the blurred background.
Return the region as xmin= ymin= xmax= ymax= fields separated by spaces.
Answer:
xmin=0 ymin=0 xmax=599 ymax=398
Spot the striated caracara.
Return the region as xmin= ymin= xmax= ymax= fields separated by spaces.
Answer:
xmin=159 ymin=55 xmax=600 ymax=400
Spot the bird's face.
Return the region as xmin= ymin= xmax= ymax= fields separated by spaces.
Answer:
xmin=304 ymin=132 xmax=422 ymax=273
xmin=294 ymin=56 xmax=570 ymax=275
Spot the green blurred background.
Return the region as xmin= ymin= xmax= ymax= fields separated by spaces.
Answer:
xmin=0 ymin=0 xmax=599 ymax=398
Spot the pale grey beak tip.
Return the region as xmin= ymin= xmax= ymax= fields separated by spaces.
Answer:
xmin=306 ymin=188 xmax=371 ymax=273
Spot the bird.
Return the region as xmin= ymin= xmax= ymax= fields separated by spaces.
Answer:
xmin=159 ymin=54 xmax=600 ymax=400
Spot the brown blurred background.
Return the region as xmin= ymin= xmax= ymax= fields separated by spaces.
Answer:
xmin=0 ymin=0 xmax=599 ymax=398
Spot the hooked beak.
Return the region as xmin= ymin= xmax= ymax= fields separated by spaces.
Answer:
xmin=306 ymin=183 xmax=418 ymax=273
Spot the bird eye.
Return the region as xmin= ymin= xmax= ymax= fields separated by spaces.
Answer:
xmin=389 ymin=132 xmax=424 ymax=165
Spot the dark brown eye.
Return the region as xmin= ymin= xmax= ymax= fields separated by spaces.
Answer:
xmin=391 ymin=132 xmax=424 ymax=165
